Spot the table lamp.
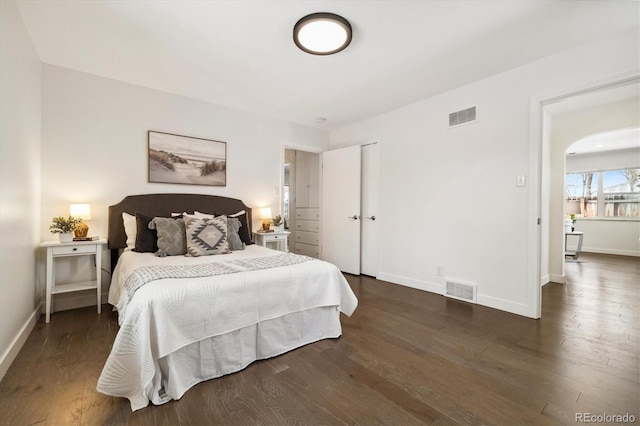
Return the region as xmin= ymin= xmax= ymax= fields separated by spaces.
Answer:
xmin=70 ymin=203 xmax=91 ymax=238
xmin=565 ymin=198 xmax=581 ymax=232
xmin=260 ymin=207 xmax=272 ymax=232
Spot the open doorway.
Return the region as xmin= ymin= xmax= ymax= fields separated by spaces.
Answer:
xmin=283 ymin=148 xmax=321 ymax=258
xmin=543 ymin=81 xmax=639 ymax=285
xmin=537 ymin=78 xmax=639 ymax=315
xmin=563 ymin=128 xmax=639 ymax=261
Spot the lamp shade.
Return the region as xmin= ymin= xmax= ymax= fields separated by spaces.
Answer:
xmin=259 ymin=207 xmax=272 ymax=220
xmin=565 ymin=200 xmax=581 ymax=216
xmin=70 ymin=203 xmax=91 ymax=220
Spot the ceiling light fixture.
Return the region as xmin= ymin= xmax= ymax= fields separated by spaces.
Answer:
xmin=293 ymin=13 xmax=352 ymax=55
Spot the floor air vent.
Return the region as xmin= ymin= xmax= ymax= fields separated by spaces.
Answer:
xmin=449 ymin=106 xmax=476 ymax=127
xmin=445 ymin=279 xmax=477 ymax=303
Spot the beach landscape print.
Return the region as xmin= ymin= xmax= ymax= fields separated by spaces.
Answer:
xmin=148 ymin=131 xmax=226 ymax=186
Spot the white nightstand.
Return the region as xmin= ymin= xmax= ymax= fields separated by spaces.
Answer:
xmin=253 ymin=231 xmax=290 ymax=252
xmin=40 ymin=239 xmax=107 ymax=323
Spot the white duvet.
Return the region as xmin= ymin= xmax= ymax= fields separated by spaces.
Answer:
xmin=97 ymin=245 xmax=358 ymax=410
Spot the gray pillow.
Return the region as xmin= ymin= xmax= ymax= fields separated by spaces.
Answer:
xmin=226 ymin=217 xmax=245 ymax=251
xmin=150 ymin=217 xmax=186 ymax=256
xmin=184 ymin=216 xmax=230 ymax=257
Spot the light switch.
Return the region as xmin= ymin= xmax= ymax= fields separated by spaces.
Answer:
xmin=516 ymin=175 xmax=526 ymax=187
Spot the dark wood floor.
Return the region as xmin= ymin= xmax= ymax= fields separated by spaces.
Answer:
xmin=1 ymin=253 xmax=638 ymax=425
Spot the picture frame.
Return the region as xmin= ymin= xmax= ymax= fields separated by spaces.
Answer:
xmin=148 ymin=131 xmax=227 ymax=186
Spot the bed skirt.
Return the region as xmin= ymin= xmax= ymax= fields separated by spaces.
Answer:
xmin=129 ymin=306 xmax=342 ymax=410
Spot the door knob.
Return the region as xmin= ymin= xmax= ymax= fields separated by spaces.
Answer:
xmin=365 ymin=215 xmax=376 ymax=221
xmin=347 ymin=215 xmax=359 ymax=220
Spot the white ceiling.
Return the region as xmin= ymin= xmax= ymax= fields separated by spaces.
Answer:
xmin=15 ymin=0 xmax=640 ymax=131
xmin=568 ymin=127 xmax=640 ymax=155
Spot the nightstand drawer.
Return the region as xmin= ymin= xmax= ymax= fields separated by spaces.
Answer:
xmin=52 ymin=244 xmax=96 ymax=256
xmin=265 ymin=234 xmax=286 ymax=241
xmin=253 ymin=232 xmax=290 ymax=253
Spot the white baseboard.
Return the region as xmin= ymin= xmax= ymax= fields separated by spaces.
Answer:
xmin=376 ymin=272 xmax=444 ymax=295
xmin=540 ymin=274 xmax=550 ymax=287
xmin=549 ymin=273 xmax=565 ymax=284
xmin=476 ymin=294 xmax=532 ymax=317
xmin=582 ymin=247 xmax=640 ymax=257
xmin=377 ymin=272 xmax=534 ymax=317
xmin=0 ymin=303 xmax=41 ymax=381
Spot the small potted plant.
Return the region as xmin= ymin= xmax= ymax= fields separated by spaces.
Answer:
xmin=50 ymin=216 xmax=81 ymax=242
xmin=569 ymin=214 xmax=576 ymax=232
xmin=272 ymin=214 xmax=283 ymax=231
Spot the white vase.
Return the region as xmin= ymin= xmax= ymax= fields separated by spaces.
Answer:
xmin=59 ymin=233 xmax=73 ymax=243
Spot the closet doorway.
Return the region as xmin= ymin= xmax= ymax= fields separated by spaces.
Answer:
xmin=283 ymin=148 xmax=320 ymax=258
xmin=321 ymin=141 xmax=380 ymax=277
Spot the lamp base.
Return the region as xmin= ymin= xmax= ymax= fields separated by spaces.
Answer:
xmin=261 ymin=220 xmax=271 ymax=232
xmin=74 ymin=222 xmax=89 ymax=238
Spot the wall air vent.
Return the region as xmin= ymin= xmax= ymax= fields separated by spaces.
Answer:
xmin=449 ymin=106 xmax=476 ymax=127
xmin=445 ymin=279 xmax=477 ymax=303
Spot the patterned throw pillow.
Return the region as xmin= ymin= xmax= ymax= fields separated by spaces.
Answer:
xmin=214 ymin=210 xmax=253 ymax=245
xmin=226 ymin=217 xmax=245 ymax=251
xmin=184 ymin=216 xmax=230 ymax=256
xmin=150 ymin=217 xmax=186 ymax=256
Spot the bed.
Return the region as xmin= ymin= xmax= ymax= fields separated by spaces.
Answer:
xmin=96 ymin=194 xmax=358 ymax=411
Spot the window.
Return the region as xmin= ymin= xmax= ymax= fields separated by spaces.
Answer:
xmin=603 ymin=169 xmax=640 ymax=217
xmin=565 ymin=172 xmax=598 ymax=217
xmin=565 ymin=168 xmax=640 ymax=219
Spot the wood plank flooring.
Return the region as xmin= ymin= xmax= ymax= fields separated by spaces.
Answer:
xmin=0 ymin=252 xmax=638 ymax=425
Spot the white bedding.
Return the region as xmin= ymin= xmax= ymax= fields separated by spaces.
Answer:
xmin=97 ymin=245 xmax=358 ymax=410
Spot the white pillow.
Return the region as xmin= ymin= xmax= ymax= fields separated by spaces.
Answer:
xmin=228 ymin=210 xmax=246 ymax=218
xmin=122 ymin=212 xmax=136 ymax=251
xmin=193 ymin=210 xmax=215 ymax=219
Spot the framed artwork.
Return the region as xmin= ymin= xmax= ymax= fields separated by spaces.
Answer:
xmin=148 ymin=131 xmax=226 ymax=186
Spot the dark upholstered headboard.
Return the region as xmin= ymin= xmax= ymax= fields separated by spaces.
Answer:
xmin=108 ymin=193 xmax=252 ymax=269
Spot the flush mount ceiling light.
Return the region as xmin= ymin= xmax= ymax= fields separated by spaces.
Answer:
xmin=293 ymin=13 xmax=352 ymax=55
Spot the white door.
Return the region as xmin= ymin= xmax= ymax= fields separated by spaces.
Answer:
xmin=361 ymin=143 xmax=380 ymax=277
xmin=321 ymin=145 xmax=361 ymax=274
xmin=308 ymin=152 xmax=320 ymax=208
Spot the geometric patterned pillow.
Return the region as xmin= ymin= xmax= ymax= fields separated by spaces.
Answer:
xmin=184 ymin=216 xmax=230 ymax=256
xmin=150 ymin=217 xmax=186 ymax=256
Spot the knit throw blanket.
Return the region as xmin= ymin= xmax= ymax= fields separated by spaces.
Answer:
xmin=116 ymin=253 xmax=313 ymax=316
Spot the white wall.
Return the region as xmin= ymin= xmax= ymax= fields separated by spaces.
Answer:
xmin=549 ymin=99 xmax=640 ymax=282
xmin=0 ymin=1 xmax=42 ymax=379
xmin=40 ymin=64 xmax=328 ymax=310
xmin=329 ymin=28 xmax=639 ymax=317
